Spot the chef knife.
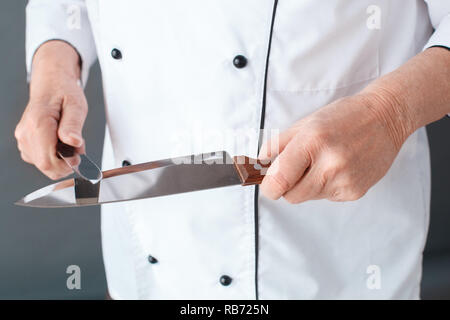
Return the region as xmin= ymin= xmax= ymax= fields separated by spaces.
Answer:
xmin=15 ymin=151 xmax=271 ymax=208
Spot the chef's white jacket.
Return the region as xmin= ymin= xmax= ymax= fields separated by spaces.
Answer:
xmin=26 ymin=0 xmax=450 ymax=299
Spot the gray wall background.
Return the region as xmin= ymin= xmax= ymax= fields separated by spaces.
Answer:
xmin=0 ymin=1 xmax=449 ymax=299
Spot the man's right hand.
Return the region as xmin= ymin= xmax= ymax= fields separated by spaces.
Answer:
xmin=15 ymin=40 xmax=88 ymax=180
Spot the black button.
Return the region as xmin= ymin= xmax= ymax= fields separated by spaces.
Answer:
xmin=147 ymin=255 xmax=158 ymax=264
xmin=111 ymin=48 xmax=122 ymax=60
xmin=122 ymin=160 xmax=131 ymax=167
xmin=233 ymin=55 xmax=247 ymax=68
xmin=220 ymin=275 xmax=232 ymax=286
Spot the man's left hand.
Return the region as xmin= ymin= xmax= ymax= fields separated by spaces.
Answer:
xmin=259 ymin=92 xmax=409 ymax=203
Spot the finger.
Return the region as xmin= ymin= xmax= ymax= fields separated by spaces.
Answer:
xmin=16 ymin=126 xmax=35 ymax=164
xmin=16 ymin=140 xmax=24 ymax=153
xmin=75 ymin=138 xmax=86 ymax=155
xmin=258 ymin=128 xmax=297 ymax=160
xmin=33 ymin=119 xmax=73 ymax=180
xmin=260 ymin=133 xmax=311 ymax=200
xmin=61 ymin=153 xmax=82 ymax=169
xmin=42 ymin=165 xmax=73 ymax=180
xmin=44 ymin=154 xmax=74 ymax=180
xmin=283 ymin=166 xmax=327 ymax=204
xmin=57 ymin=97 xmax=87 ymax=148
xmin=20 ymin=151 xmax=32 ymax=164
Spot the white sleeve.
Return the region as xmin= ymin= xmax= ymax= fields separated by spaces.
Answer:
xmin=26 ymin=0 xmax=97 ymax=86
xmin=424 ymin=0 xmax=450 ymax=50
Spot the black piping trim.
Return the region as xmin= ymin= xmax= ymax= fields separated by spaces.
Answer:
xmin=428 ymin=45 xmax=450 ymax=51
xmin=254 ymin=0 xmax=278 ymax=300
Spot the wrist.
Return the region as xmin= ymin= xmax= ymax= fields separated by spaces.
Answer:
xmin=359 ymin=85 xmax=415 ymax=149
xmin=31 ymin=40 xmax=81 ymax=83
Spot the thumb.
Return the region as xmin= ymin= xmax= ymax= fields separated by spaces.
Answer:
xmin=260 ymin=133 xmax=311 ymax=200
xmin=259 ymin=127 xmax=297 ymax=160
xmin=57 ymin=97 xmax=87 ymax=148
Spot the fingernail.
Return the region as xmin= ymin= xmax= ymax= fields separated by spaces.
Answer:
xmin=68 ymin=133 xmax=83 ymax=146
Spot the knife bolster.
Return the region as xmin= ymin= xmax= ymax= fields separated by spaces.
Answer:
xmin=233 ymin=156 xmax=271 ymax=186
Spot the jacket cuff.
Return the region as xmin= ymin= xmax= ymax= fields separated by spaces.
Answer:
xmin=423 ymin=14 xmax=450 ymax=51
xmin=26 ymin=0 xmax=97 ymax=87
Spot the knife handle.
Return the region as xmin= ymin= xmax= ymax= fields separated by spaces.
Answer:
xmin=56 ymin=140 xmax=76 ymax=158
xmin=233 ymin=156 xmax=272 ymax=186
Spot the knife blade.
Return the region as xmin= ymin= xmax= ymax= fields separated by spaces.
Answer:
xmin=15 ymin=151 xmax=270 ymax=208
